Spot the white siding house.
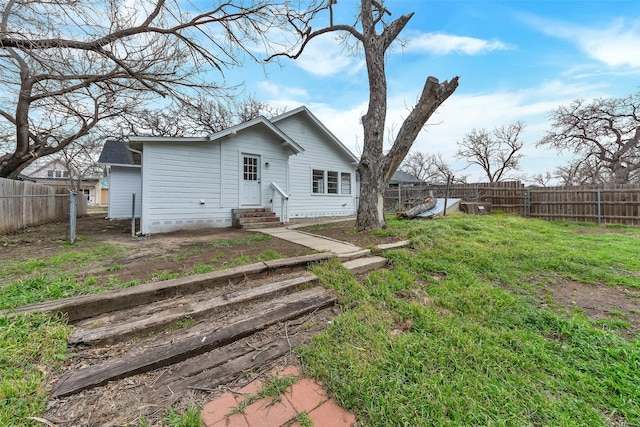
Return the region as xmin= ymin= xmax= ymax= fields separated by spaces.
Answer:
xmin=99 ymin=106 xmax=359 ymax=234
xmin=108 ymin=166 xmax=141 ymax=219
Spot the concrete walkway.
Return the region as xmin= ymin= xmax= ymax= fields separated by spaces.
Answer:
xmin=250 ymin=217 xmax=362 ymax=255
xmin=256 ymin=227 xmax=361 ymax=255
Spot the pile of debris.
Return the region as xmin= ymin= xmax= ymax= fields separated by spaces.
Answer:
xmin=396 ymin=197 xmax=437 ymax=219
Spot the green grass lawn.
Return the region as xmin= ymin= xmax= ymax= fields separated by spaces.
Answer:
xmin=303 ymin=214 xmax=640 ymax=426
xmin=1 ymin=213 xmax=639 ymax=426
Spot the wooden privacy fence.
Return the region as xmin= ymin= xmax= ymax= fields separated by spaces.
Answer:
xmin=0 ymin=177 xmax=87 ymax=238
xmin=385 ymin=181 xmax=640 ymax=226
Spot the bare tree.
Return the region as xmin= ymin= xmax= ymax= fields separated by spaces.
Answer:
xmin=270 ymin=0 xmax=459 ymax=230
xmin=122 ymin=95 xmax=284 ymax=137
xmin=57 ymin=137 xmax=105 ymax=195
xmin=529 ymin=171 xmax=554 ymax=187
xmin=456 ymin=121 xmax=526 ymax=182
xmin=0 ymin=0 xmax=326 ymax=178
xmin=401 ymin=151 xmax=460 ymax=184
xmin=554 ymin=157 xmax=612 ymax=186
xmin=537 ymin=93 xmax=640 ymax=184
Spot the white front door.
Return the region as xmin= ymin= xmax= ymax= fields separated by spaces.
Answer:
xmin=241 ymin=154 xmax=261 ymax=206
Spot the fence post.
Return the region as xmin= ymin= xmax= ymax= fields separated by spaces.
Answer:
xmin=68 ymin=192 xmax=77 ymax=244
xmin=524 ymin=188 xmax=531 ymax=218
xmin=131 ymin=193 xmax=136 ymax=237
xmin=443 ymin=175 xmax=451 ymax=216
xmin=597 ymin=188 xmax=601 ymax=225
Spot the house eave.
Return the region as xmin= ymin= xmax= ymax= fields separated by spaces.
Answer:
xmin=125 ymin=136 xmax=209 ymax=144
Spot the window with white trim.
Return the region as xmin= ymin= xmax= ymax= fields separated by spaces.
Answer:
xmin=341 ymin=172 xmax=351 ymax=194
xmin=312 ymin=169 xmax=324 ymax=194
xmin=327 ymin=171 xmax=339 ymax=194
xmin=48 ymin=169 xmax=68 ymax=178
xmin=312 ymin=170 xmax=352 ymax=195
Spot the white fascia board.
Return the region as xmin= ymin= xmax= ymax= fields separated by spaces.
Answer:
xmin=125 ymin=136 xmax=209 ymax=143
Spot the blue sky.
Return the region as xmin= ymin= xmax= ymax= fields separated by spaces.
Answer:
xmin=230 ymin=0 xmax=640 ymax=183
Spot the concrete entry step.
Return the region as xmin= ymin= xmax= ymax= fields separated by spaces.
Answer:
xmin=342 ymin=256 xmax=388 ymax=275
xmin=232 ymin=208 xmax=281 ymax=228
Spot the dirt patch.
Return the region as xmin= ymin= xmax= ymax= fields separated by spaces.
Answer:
xmin=1 ymin=214 xmax=313 ymax=289
xmin=571 ymin=226 xmax=640 ymax=236
xmin=541 ymin=279 xmax=640 ymax=338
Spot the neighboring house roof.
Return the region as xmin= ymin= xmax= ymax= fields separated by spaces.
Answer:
xmin=271 ymin=106 xmax=359 ymax=165
xmin=390 ymin=170 xmax=422 ymax=184
xmin=27 ymin=178 xmax=99 ymax=186
xmin=17 ymin=173 xmax=36 ymax=182
xmin=98 ymin=140 xmax=141 ymax=166
xmin=21 ymin=157 xmax=103 ymax=182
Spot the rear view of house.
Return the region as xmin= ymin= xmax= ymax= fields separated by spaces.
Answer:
xmin=99 ymin=106 xmax=359 ymax=234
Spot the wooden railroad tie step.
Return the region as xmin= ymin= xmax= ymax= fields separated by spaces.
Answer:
xmin=69 ymin=272 xmax=319 ymax=346
xmin=51 ymin=287 xmax=336 ymax=398
xmin=7 ymin=252 xmax=333 ymax=322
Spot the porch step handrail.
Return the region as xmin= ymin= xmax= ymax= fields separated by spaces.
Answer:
xmin=270 ymin=182 xmax=289 ymax=223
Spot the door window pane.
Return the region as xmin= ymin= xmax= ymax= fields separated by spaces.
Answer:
xmin=244 ymin=157 xmax=258 ymax=181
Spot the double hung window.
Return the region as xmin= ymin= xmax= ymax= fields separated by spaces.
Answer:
xmin=312 ymin=170 xmax=351 ymax=194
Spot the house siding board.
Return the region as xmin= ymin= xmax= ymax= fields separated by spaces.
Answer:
xmin=108 ymin=166 xmax=141 ymax=219
xmin=262 ymin=157 xmax=288 ymax=218
xmin=276 ymin=115 xmax=357 ymax=218
xmin=142 ymin=142 xmax=222 ymax=234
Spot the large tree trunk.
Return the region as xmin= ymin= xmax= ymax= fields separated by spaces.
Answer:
xmin=0 ymin=76 xmax=34 ymax=179
xmin=0 ymin=153 xmax=33 ymax=179
xmin=356 ymin=157 xmax=387 ymax=230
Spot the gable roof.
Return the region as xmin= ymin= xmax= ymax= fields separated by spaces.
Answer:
xmin=390 ymin=170 xmax=422 ymax=184
xmin=98 ymin=140 xmax=141 ymax=166
xmin=207 ymin=116 xmax=303 ymax=154
xmin=99 ymin=107 xmax=353 ymax=165
xmin=117 ymin=116 xmax=304 ymax=155
xmin=271 ymin=106 xmax=359 ymax=165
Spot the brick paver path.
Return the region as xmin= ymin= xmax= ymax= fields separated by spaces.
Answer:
xmin=201 ymin=365 xmax=356 ymax=427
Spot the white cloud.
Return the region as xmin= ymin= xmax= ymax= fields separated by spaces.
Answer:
xmin=527 ymin=16 xmax=640 ymax=69
xmin=294 ymin=34 xmax=365 ymax=77
xmin=257 ymin=77 xmax=612 ymax=182
xmin=402 ymin=32 xmax=510 ymax=55
xmin=257 ymin=81 xmax=309 ymax=100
